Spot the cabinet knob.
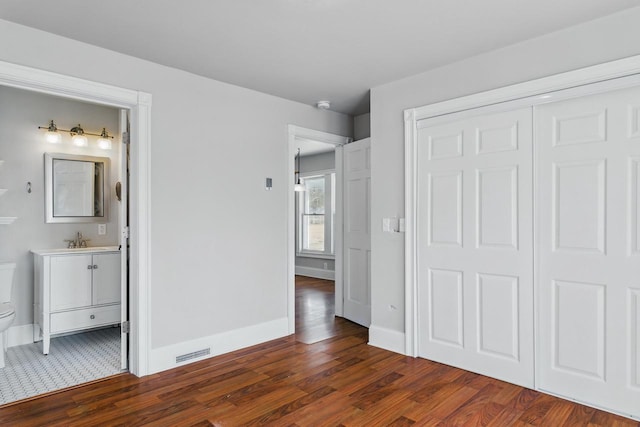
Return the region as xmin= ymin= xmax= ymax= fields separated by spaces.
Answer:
xmin=90 ymin=314 xmax=95 ymax=320
xmin=87 ymin=265 xmax=93 ymax=270
xmin=93 ymin=265 xmax=98 ymax=269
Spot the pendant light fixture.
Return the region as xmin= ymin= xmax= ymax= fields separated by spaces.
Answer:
xmin=294 ymin=148 xmax=306 ymax=192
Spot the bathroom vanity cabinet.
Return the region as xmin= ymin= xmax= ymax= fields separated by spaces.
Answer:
xmin=32 ymin=247 xmax=121 ymax=354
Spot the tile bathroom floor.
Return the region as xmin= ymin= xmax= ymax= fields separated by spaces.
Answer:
xmin=0 ymin=327 xmax=121 ymax=405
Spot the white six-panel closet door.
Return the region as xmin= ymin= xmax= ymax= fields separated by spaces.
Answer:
xmin=536 ymin=86 xmax=640 ymax=417
xmin=416 ymin=107 xmax=534 ymax=388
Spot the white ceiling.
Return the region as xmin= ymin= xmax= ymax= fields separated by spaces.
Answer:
xmin=1 ymin=0 xmax=639 ymax=115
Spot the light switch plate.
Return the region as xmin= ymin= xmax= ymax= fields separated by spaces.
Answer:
xmin=98 ymin=224 xmax=106 ymax=235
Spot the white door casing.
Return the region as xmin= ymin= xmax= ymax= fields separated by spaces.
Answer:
xmin=119 ymin=109 xmax=129 ymax=370
xmin=416 ymin=108 xmax=534 ymax=388
xmin=536 ymin=85 xmax=640 ymax=417
xmin=342 ymin=138 xmax=372 ymax=327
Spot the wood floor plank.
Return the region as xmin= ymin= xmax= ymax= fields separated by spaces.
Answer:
xmin=0 ymin=276 xmax=637 ymax=426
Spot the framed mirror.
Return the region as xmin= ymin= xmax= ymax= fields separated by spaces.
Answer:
xmin=44 ymin=153 xmax=110 ymax=223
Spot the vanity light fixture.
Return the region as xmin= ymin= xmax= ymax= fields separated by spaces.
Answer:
xmin=294 ymin=148 xmax=306 ymax=192
xmin=38 ymin=120 xmax=114 ymax=150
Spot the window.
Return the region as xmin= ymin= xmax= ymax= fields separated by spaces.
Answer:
xmin=297 ymin=172 xmax=335 ymax=256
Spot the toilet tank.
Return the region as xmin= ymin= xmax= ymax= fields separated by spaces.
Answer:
xmin=0 ymin=263 xmax=16 ymax=303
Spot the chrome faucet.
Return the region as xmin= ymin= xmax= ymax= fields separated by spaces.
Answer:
xmin=64 ymin=232 xmax=90 ymax=249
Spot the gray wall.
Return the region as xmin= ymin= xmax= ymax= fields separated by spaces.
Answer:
xmin=299 ymin=151 xmax=335 ymax=174
xmin=0 ymin=86 xmax=120 ymax=327
xmin=370 ymin=7 xmax=640 ymax=335
xmin=296 ymin=151 xmax=336 ymax=272
xmin=0 ymin=18 xmax=353 ymax=352
xmin=354 ymin=113 xmax=371 ymax=140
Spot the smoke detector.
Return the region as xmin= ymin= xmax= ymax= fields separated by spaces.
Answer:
xmin=316 ymin=100 xmax=331 ymax=110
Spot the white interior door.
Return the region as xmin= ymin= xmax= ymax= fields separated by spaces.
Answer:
xmin=342 ymin=138 xmax=371 ymax=327
xmin=119 ymin=109 xmax=129 ymax=370
xmin=536 ymin=86 xmax=640 ymax=418
xmin=416 ymin=108 xmax=534 ymax=387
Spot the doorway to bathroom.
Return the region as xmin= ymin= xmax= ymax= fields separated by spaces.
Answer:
xmin=0 ymin=85 xmax=130 ymax=405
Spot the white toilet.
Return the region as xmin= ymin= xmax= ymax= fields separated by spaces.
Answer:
xmin=0 ymin=262 xmax=16 ymax=369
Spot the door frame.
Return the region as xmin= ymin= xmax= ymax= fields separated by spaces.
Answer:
xmin=0 ymin=60 xmax=152 ymax=376
xmin=287 ymin=125 xmax=351 ymax=333
xmin=404 ymin=54 xmax=640 ymax=358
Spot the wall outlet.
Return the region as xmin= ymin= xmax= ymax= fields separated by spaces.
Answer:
xmin=323 ymin=262 xmax=328 ymax=270
xmin=98 ymin=224 xmax=106 ymax=235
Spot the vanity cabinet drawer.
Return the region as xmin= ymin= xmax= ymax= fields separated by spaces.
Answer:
xmin=50 ymin=305 xmax=120 ymax=334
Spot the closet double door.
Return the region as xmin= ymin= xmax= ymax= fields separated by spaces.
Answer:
xmin=416 ymin=84 xmax=640 ymax=418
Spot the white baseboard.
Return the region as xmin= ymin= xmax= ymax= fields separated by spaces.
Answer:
xmin=295 ymin=266 xmax=335 ymax=280
xmin=368 ymin=324 xmax=406 ymax=355
xmin=7 ymin=324 xmax=35 ymax=348
xmin=149 ymin=317 xmax=289 ymax=374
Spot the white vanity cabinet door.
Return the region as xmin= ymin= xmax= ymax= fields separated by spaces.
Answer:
xmin=50 ymin=254 xmax=93 ymax=311
xmin=92 ymin=252 xmax=121 ymax=306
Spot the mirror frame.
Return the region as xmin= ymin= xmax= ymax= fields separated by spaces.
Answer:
xmin=44 ymin=152 xmax=111 ymax=223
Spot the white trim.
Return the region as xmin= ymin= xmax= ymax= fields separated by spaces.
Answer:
xmin=411 ymin=55 xmax=640 ymax=121
xmin=289 ymin=125 xmax=350 ymax=147
xmin=334 ymin=146 xmax=344 ymax=317
xmin=295 ymin=266 xmax=335 ymax=280
xmin=404 ymin=108 xmax=417 ymax=357
xmin=7 ymin=324 xmax=35 ymax=348
xmin=299 ymin=168 xmax=335 ymax=178
xmin=368 ymin=325 xmax=406 ymax=355
xmin=295 ymin=252 xmax=335 ymax=260
xmin=287 ymin=125 xmax=351 ymax=334
xmin=404 ymin=54 xmax=640 ymax=359
xmin=149 ymin=317 xmax=289 ymax=374
xmin=0 ymin=59 xmax=152 ymax=377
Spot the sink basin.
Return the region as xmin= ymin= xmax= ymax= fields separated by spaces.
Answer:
xmin=31 ymin=246 xmax=119 ymax=255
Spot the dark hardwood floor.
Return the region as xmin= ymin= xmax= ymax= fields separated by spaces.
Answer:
xmin=0 ymin=275 xmax=637 ymax=426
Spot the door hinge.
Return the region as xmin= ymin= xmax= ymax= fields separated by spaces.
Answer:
xmin=122 ymin=321 xmax=130 ymax=334
xmin=122 ymin=131 xmax=130 ymax=145
xmin=122 ymin=226 xmax=130 ymax=239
